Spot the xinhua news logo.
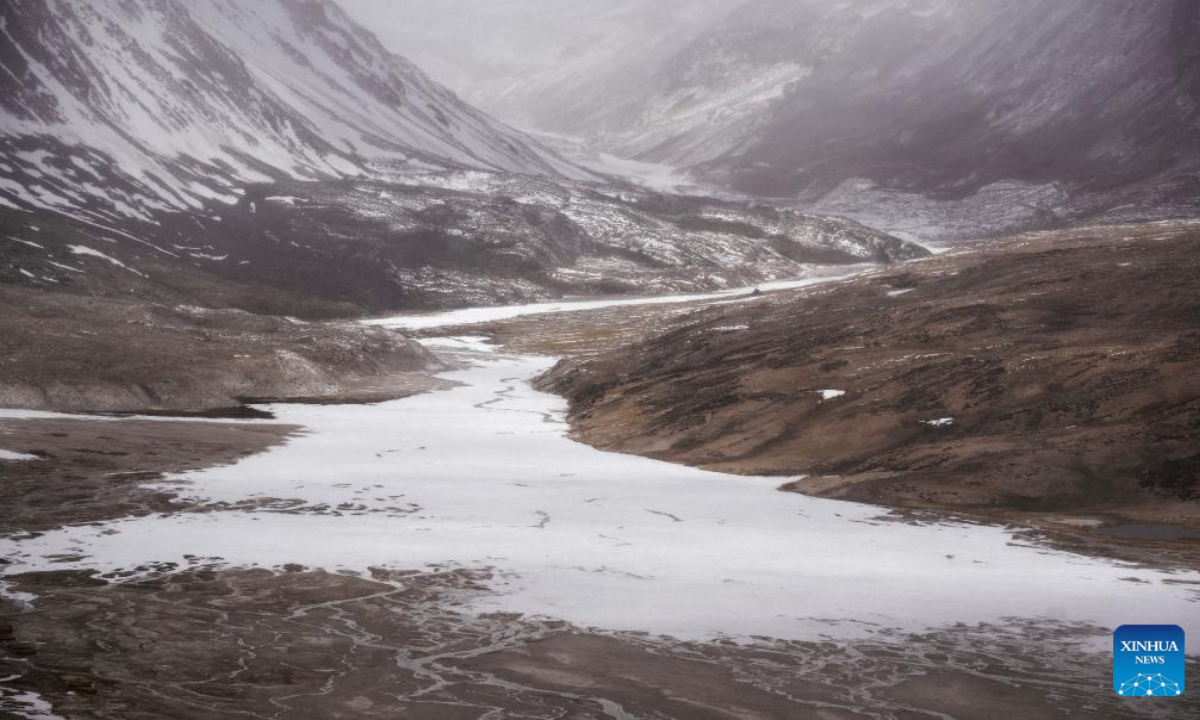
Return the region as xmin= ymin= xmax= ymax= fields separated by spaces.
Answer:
xmin=1114 ymin=625 xmax=1185 ymax=697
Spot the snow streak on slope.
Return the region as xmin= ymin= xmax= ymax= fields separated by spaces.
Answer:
xmin=0 ymin=0 xmax=587 ymax=220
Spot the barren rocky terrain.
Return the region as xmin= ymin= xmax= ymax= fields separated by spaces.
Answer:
xmin=0 ymin=416 xmax=302 ymax=539
xmin=542 ymin=222 xmax=1200 ymax=525
xmin=0 ymin=173 xmax=923 ymax=316
xmin=0 ymin=285 xmax=441 ymax=412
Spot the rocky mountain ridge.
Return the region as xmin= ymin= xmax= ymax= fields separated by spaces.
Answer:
xmin=599 ymin=0 xmax=1200 ymax=235
xmin=0 ymin=0 xmax=928 ymax=413
xmin=0 ymin=0 xmax=928 ymax=316
xmin=382 ymin=0 xmax=1200 ymax=241
xmin=0 ymin=170 xmax=926 ymax=318
xmin=0 ymin=0 xmax=590 ymax=225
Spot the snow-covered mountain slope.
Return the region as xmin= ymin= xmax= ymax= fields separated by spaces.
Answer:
xmin=381 ymin=0 xmax=1195 ymax=240
xmin=0 ymin=170 xmax=927 ymax=315
xmin=0 ymin=0 xmax=929 ymax=319
xmin=357 ymin=0 xmax=744 ymax=134
xmin=0 ymin=0 xmax=588 ymax=223
xmin=593 ymin=0 xmax=1200 ymax=210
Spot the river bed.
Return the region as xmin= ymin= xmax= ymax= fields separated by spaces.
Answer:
xmin=3 ymin=308 xmax=1198 ymax=644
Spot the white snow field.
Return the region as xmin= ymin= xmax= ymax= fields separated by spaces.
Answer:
xmin=3 ymin=328 xmax=1198 ymax=643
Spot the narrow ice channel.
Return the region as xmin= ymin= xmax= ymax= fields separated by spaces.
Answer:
xmin=362 ymin=264 xmax=877 ymax=331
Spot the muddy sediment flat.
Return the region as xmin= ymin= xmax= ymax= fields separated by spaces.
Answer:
xmin=8 ymin=566 xmax=1176 ymax=719
xmin=0 ymin=415 xmax=300 ymax=534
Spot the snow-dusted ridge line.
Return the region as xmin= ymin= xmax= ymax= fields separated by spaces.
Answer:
xmin=0 ymin=0 xmax=595 ymax=219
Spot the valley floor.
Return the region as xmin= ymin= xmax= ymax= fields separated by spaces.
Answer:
xmin=2 ymin=225 xmax=1199 ymax=719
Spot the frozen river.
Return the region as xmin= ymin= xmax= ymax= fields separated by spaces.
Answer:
xmin=3 ymin=286 xmax=1199 ymax=644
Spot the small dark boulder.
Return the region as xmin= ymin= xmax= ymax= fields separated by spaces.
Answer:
xmin=6 ymin=640 xmax=38 ymax=656
xmin=62 ymin=674 xmax=100 ymax=695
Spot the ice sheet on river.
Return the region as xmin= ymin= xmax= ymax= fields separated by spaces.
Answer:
xmin=4 ymin=342 xmax=1198 ymax=642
